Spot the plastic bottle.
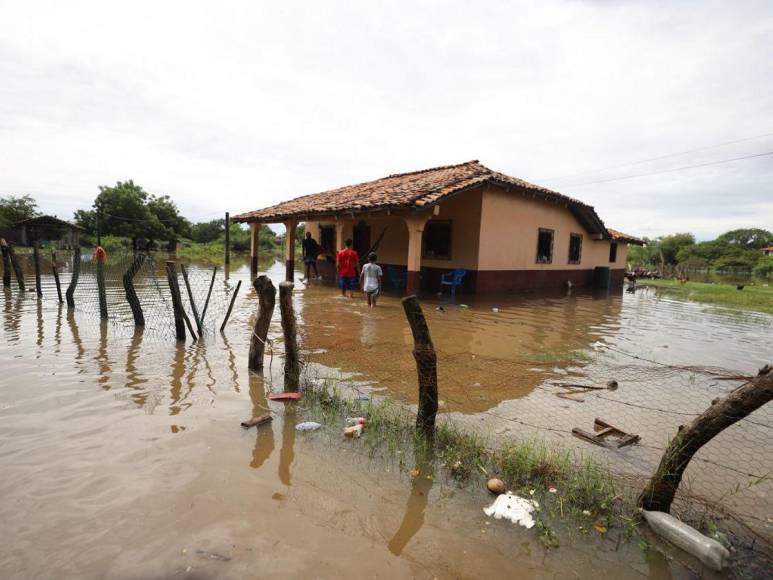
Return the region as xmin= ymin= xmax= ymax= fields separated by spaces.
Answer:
xmin=345 ymin=417 xmax=366 ymax=426
xmin=641 ymin=510 xmax=729 ymax=571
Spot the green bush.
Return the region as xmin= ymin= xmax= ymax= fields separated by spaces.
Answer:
xmin=753 ymin=256 xmax=773 ymax=278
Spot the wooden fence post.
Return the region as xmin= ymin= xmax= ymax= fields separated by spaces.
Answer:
xmin=166 ymin=261 xmax=186 ymax=341
xmin=51 ymin=250 xmax=63 ymax=303
xmin=249 ymin=275 xmax=276 ymax=371
xmin=401 ymin=295 xmax=438 ymax=437
xmin=220 ymin=279 xmax=242 ymax=333
xmin=638 ymin=364 xmax=773 ymax=513
xmin=279 ymin=281 xmax=300 ymax=391
xmin=33 ymin=242 xmax=42 ymax=297
xmin=8 ymin=245 xmax=24 ymax=291
xmin=200 ymin=266 xmax=217 ymax=322
xmin=180 ymin=263 xmax=203 ymax=335
xmin=66 ymin=247 xmax=80 ymax=308
xmin=1 ymin=239 xmax=10 ymax=288
xmin=224 ymin=212 xmax=230 ymax=267
xmin=123 ymin=253 xmax=146 ymax=328
xmin=96 ymin=248 xmax=108 ymax=319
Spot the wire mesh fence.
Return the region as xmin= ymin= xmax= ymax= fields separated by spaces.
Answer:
xmin=296 ymin=301 xmax=773 ymax=547
xmin=3 ymin=248 xmax=237 ymax=339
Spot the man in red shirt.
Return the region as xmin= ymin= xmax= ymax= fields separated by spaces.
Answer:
xmin=336 ymin=238 xmax=360 ymax=297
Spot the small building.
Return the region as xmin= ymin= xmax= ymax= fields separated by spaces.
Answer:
xmin=762 ymin=246 xmax=773 ymax=257
xmin=233 ymin=161 xmax=642 ymax=294
xmin=1 ymin=215 xmax=82 ymax=248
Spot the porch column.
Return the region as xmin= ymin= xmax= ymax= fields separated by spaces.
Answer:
xmin=403 ymin=214 xmax=431 ymax=296
xmin=284 ymin=220 xmax=298 ymax=281
xmin=249 ymin=222 xmax=259 ymax=281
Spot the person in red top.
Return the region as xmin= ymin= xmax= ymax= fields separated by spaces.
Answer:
xmin=336 ymin=238 xmax=360 ymax=297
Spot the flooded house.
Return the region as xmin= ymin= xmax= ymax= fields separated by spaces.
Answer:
xmin=233 ymin=161 xmax=643 ymax=294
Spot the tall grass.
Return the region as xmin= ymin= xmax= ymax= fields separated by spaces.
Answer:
xmin=299 ymin=378 xmax=626 ymax=526
xmin=639 ymin=279 xmax=773 ymax=315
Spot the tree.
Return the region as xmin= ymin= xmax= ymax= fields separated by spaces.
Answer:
xmin=75 ymin=181 xmax=190 ymax=241
xmin=716 ymin=228 xmax=773 ymax=250
xmin=753 ymin=256 xmax=773 ymax=277
xmin=658 ymin=233 xmax=695 ymax=265
xmin=0 ymin=194 xmax=40 ymax=227
xmin=191 ymin=219 xmax=224 ymax=243
xmin=147 ymin=195 xmax=190 ymax=238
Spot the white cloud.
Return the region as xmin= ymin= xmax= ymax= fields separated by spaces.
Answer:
xmin=1 ymin=0 xmax=771 ymax=239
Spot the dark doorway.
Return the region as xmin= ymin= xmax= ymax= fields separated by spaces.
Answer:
xmin=353 ymin=221 xmax=371 ymax=258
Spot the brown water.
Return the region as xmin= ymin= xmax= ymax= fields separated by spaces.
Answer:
xmin=2 ymin=255 xmax=770 ymax=578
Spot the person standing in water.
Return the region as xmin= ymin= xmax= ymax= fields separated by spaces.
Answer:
xmin=360 ymin=252 xmax=382 ymax=308
xmin=301 ymin=231 xmax=320 ymax=281
xmin=336 ymin=238 xmax=359 ymax=297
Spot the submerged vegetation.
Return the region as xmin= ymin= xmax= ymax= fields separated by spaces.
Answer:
xmin=298 ymin=377 xmax=628 ymax=544
xmin=639 ymin=278 xmax=773 ymax=316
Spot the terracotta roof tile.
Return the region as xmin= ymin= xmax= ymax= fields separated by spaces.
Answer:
xmin=232 ymin=160 xmax=623 ymax=239
xmin=607 ymin=228 xmax=644 ymax=245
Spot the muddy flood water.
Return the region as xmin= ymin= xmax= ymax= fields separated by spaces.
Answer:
xmin=2 ymin=255 xmax=771 ymax=579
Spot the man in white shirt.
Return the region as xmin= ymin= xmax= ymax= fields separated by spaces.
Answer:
xmin=360 ymin=252 xmax=383 ymax=308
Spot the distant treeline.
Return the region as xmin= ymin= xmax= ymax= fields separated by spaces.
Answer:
xmin=628 ymin=228 xmax=773 ymax=277
xmin=1 ymin=182 xmax=280 ymax=253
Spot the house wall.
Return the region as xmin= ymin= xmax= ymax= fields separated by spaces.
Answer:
xmin=304 ymin=185 xmax=627 ymax=293
xmin=476 ymin=185 xmax=625 ymax=291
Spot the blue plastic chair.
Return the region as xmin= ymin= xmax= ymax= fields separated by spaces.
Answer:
xmin=440 ymin=268 xmax=466 ymax=299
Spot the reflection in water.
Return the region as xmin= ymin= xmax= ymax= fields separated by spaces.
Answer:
xmin=222 ymin=334 xmax=240 ymax=392
xmin=96 ymin=320 xmax=111 ymax=390
xmin=169 ymin=342 xmax=186 ymax=416
xmin=278 ymin=404 xmax=297 ymax=486
xmin=67 ymin=310 xmax=84 ymax=362
xmin=387 ymin=452 xmax=434 ymax=556
xmin=249 ymin=373 xmax=275 ymax=469
xmin=125 ymin=329 xmax=147 ymax=407
xmin=54 ymin=303 xmax=63 ymax=351
xmin=36 ymin=297 xmax=43 ymax=348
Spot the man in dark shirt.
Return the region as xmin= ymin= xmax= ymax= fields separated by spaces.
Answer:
xmin=302 ymin=231 xmax=320 ymax=281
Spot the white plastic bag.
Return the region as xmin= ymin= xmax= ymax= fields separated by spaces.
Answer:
xmin=483 ymin=492 xmax=538 ymax=529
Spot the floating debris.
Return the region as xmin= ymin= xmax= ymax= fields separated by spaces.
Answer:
xmin=483 ymin=492 xmax=538 ymax=528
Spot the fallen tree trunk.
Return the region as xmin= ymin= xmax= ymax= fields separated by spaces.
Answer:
xmin=638 ymin=364 xmax=773 ymax=513
xmin=248 ymin=275 xmax=276 ymax=371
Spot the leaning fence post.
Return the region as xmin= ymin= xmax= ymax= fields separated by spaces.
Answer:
xmin=401 ymin=295 xmax=438 ymax=437
xmin=249 ymin=275 xmax=277 ymax=371
xmin=96 ymin=247 xmax=108 ymax=319
xmin=166 ymin=261 xmax=186 ymax=341
xmin=279 ymin=281 xmax=300 ymax=391
xmin=220 ymin=279 xmax=242 ymax=333
xmin=33 ymin=242 xmax=42 ymax=297
xmin=123 ymin=253 xmax=146 ymax=328
xmin=51 ymin=250 xmax=63 ymax=303
xmin=8 ymin=244 xmax=24 ymax=291
xmin=200 ymin=266 xmax=217 ymax=323
xmin=1 ymin=238 xmax=10 ymax=288
xmin=638 ymin=364 xmax=773 ymax=513
xmin=179 ymin=263 xmax=203 ymax=335
xmin=66 ymin=247 xmax=80 ymax=308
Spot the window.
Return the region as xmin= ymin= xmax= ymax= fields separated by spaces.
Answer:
xmin=609 ymin=241 xmax=618 ymax=263
xmin=536 ymin=228 xmax=554 ymax=264
xmin=568 ymin=233 xmax=582 ymax=264
xmin=423 ymin=221 xmax=452 ymax=259
xmin=319 ymin=225 xmax=335 ymax=253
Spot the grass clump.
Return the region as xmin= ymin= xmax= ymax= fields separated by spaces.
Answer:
xmin=299 ymin=378 xmax=624 ymax=528
xmin=639 ymin=278 xmax=773 ymax=315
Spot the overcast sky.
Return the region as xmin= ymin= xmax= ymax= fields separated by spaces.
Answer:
xmin=1 ymin=0 xmax=771 ymax=240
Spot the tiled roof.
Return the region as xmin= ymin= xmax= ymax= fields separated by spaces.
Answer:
xmin=232 ymin=160 xmax=610 ymax=235
xmin=607 ymin=228 xmax=644 ymax=245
